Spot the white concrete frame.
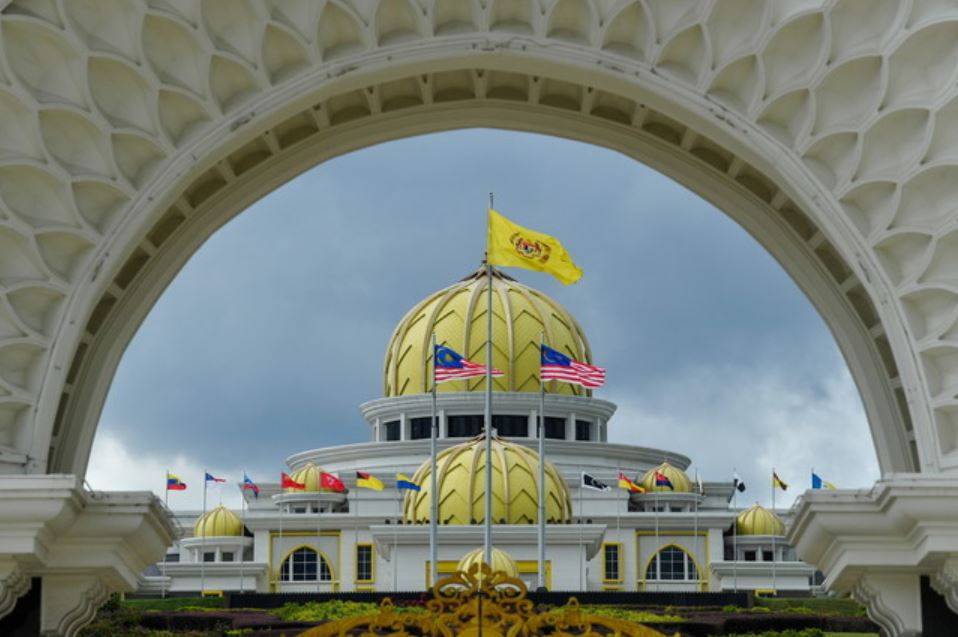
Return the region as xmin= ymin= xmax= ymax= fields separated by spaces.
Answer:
xmin=1 ymin=0 xmax=958 ymax=634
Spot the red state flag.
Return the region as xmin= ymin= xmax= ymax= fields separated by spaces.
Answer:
xmin=321 ymin=472 xmax=346 ymax=492
xmin=281 ymin=472 xmax=305 ymax=490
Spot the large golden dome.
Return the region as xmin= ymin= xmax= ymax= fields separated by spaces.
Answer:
xmin=639 ymin=462 xmax=693 ymax=493
xmin=736 ymin=504 xmax=786 ymax=536
xmin=403 ymin=434 xmax=572 ymax=525
xmin=194 ymin=505 xmax=243 ymax=538
xmin=384 ymin=267 xmax=591 ymax=397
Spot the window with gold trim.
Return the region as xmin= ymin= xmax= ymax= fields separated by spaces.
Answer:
xmin=356 ymin=544 xmax=374 ymax=583
xmin=280 ymin=547 xmax=332 ymax=582
xmin=602 ymin=543 xmax=622 ymax=582
xmin=646 ymin=545 xmax=698 ymax=581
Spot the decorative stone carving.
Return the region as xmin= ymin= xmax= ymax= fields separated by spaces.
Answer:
xmin=930 ymin=557 xmax=958 ymax=616
xmin=0 ymin=562 xmax=29 ymax=619
xmin=851 ymin=574 xmax=920 ymax=637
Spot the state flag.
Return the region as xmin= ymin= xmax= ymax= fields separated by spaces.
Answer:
xmin=356 ymin=471 xmax=384 ymax=491
xmin=281 ymin=472 xmax=305 ymax=490
xmin=321 ymin=472 xmax=346 ymax=493
xmin=581 ymin=473 xmax=610 ymax=491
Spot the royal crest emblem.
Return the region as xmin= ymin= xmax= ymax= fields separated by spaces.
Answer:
xmin=509 ymin=232 xmax=552 ymax=264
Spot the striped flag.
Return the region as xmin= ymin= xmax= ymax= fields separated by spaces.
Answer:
xmin=434 ymin=344 xmax=503 ymax=383
xmin=540 ymin=344 xmax=605 ymax=388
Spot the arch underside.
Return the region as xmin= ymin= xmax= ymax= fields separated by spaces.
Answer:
xmin=0 ymin=0 xmax=952 ymax=478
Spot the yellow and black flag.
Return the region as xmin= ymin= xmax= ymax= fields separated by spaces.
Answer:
xmin=487 ymin=209 xmax=583 ymax=285
xmin=773 ymin=471 xmax=789 ymax=491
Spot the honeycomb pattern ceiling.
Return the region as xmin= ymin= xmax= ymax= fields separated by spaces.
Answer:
xmin=0 ymin=0 xmax=954 ymax=478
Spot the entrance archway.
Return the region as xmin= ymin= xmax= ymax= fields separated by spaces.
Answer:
xmin=1 ymin=1 xmax=957 ymax=634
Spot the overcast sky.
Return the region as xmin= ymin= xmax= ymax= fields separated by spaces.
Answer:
xmin=86 ymin=129 xmax=880 ymax=511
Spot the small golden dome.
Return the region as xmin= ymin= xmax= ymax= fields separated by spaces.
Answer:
xmin=384 ymin=267 xmax=592 ymax=397
xmin=286 ymin=462 xmax=332 ymax=492
xmin=457 ymin=547 xmax=519 ymax=579
xmin=193 ymin=505 xmax=243 ymax=538
xmin=736 ymin=503 xmax=786 ymax=536
xmin=403 ymin=434 xmax=572 ymax=525
xmin=640 ymin=462 xmax=693 ymax=493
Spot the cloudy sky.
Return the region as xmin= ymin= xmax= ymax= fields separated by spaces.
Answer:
xmin=86 ymin=129 xmax=879 ymax=511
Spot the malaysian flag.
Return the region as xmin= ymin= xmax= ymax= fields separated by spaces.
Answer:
xmin=540 ymin=344 xmax=606 ymax=388
xmin=434 ymin=344 xmax=503 ymax=383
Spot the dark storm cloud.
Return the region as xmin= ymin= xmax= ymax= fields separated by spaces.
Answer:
xmin=91 ymin=129 xmax=878 ymax=503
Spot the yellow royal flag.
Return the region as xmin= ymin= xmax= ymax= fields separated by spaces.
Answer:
xmin=486 ymin=209 xmax=583 ymax=285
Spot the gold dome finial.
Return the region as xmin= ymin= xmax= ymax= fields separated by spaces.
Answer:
xmin=193 ymin=504 xmax=243 ymax=538
xmin=286 ymin=462 xmax=334 ymax=492
xmin=457 ymin=547 xmax=519 ymax=580
xmin=640 ymin=461 xmax=693 ymax=493
xmin=383 ymin=268 xmax=591 ymax=397
xmin=736 ymin=503 xmax=786 ymax=536
xmin=403 ymin=433 xmax=572 ymax=525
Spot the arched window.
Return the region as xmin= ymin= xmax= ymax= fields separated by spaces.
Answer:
xmin=645 ymin=545 xmax=698 ymax=581
xmin=280 ymin=547 xmax=332 ymax=582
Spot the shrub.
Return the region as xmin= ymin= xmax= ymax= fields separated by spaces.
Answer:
xmin=274 ymin=599 xmax=425 ymax=622
xmin=121 ymin=597 xmax=227 ymax=612
xmin=710 ymin=629 xmax=826 ymax=637
xmin=572 ymin=605 xmax=683 ymax=624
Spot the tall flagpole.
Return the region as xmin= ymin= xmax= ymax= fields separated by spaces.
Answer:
xmin=201 ymin=471 xmax=207 ymax=596
xmin=653 ymin=487 xmax=659 ymax=591
xmin=484 ymin=193 xmax=494 ymax=564
xmin=537 ymin=331 xmax=546 ymax=590
xmin=430 ymin=332 xmax=439 ymax=588
xmin=772 ymin=467 xmax=777 ymax=595
xmin=732 ymin=468 xmax=738 ymax=592
xmin=579 ymin=473 xmax=584 ymax=590
xmin=277 ymin=484 xmax=284 ymax=589
xmin=694 ymin=470 xmax=700 ymax=590
xmin=394 ymin=496 xmax=399 ymax=591
xmin=322 ymin=490 xmax=332 ymax=593
xmin=239 ymin=483 xmax=246 ymax=594
xmin=162 ymin=469 xmax=168 ymax=599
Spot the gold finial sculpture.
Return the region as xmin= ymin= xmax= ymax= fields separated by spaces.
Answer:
xmin=300 ymin=562 xmax=672 ymax=637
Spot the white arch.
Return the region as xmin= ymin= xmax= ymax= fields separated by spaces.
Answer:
xmin=2 ymin=1 xmax=958 ymax=633
xmin=0 ymin=0 xmax=945 ymax=481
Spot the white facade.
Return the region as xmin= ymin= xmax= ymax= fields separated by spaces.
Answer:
xmin=144 ymin=392 xmax=815 ymax=595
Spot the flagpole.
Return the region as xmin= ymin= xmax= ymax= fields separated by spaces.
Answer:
xmin=430 ymin=332 xmax=439 ymax=589
xmin=201 ymin=471 xmax=207 ymax=596
xmin=732 ymin=468 xmax=738 ymax=592
xmin=771 ymin=467 xmax=777 ymax=595
xmin=694 ymin=470 xmax=700 ymax=590
xmin=654 ymin=487 xmax=659 ymax=592
xmin=316 ymin=490 xmax=332 ymax=593
xmin=537 ymin=331 xmax=546 ymax=590
xmin=162 ymin=469 xmax=168 ymax=599
xmin=277 ymin=483 xmax=284 ymax=590
xmin=579 ymin=472 xmax=584 ymax=590
xmin=394 ymin=496 xmax=399 ymax=591
xmin=239 ymin=482 xmax=245 ymax=594
xmin=484 ymin=193 xmax=494 ymax=564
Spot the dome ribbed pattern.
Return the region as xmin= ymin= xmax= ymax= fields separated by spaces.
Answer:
xmin=736 ymin=504 xmax=786 ymax=536
xmin=193 ymin=505 xmax=243 ymax=538
xmin=286 ymin=462 xmax=331 ymax=493
xmin=403 ymin=434 xmax=572 ymax=525
xmin=457 ymin=547 xmax=519 ymax=579
xmin=640 ymin=462 xmax=693 ymax=493
xmin=384 ymin=267 xmax=591 ymax=397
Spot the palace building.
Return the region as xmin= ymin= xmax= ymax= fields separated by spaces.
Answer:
xmin=141 ymin=267 xmax=817 ymax=595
